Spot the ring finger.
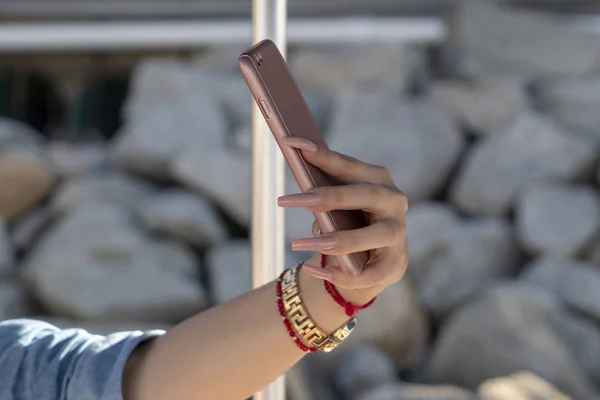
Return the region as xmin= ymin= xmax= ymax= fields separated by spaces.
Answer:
xmin=292 ymin=219 xmax=402 ymax=255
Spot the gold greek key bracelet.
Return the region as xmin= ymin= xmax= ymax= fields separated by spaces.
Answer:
xmin=280 ymin=262 xmax=357 ymax=352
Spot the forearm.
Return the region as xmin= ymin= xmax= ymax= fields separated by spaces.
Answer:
xmin=122 ymin=265 xmax=363 ymax=400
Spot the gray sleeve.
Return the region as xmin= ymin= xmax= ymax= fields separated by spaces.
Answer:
xmin=0 ymin=319 xmax=165 ymax=400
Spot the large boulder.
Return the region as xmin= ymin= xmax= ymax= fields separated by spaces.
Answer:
xmin=328 ymin=88 xmax=463 ymax=201
xmin=516 ymin=183 xmax=600 ymax=256
xmin=51 ymin=172 xmax=157 ymax=214
xmin=537 ymin=78 xmax=600 ymax=145
xmin=139 ymin=189 xmax=227 ymax=248
xmin=431 ymin=78 xmax=526 ymax=135
xmin=426 ymin=283 xmax=596 ymax=399
xmin=450 ymin=2 xmax=600 ymax=78
xmin=110 ymin=60 xmax=227 ymax=180
xmin=23 ymin=204 xmax=207 ymax=322
xmin=345 ymin=280 xmax=429 ymax=370
xmin=522 ymin=256 xmax=600 ymax=321
xmin=450 ymin=112 xmax=597 ymax=216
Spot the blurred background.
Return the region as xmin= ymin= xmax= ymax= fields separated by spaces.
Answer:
xmin=0 ymin=0 xmax=599 ymax=399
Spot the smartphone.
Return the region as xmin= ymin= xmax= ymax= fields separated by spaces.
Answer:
xmin=239 ymin=39 xmax=369 ymax=277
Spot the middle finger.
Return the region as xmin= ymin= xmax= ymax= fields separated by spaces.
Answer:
xmin=278 ymin=183 xmax=406 ymax=217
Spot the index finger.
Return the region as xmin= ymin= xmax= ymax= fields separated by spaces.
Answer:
xmin=283 ymin=137 xmax=393 ymax=186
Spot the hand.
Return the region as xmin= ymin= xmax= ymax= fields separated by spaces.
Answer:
xmin=277 ymin=137 xmax=409 ymax=304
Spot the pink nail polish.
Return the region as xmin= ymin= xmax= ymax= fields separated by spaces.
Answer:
xmin=302 ymin=264 xmax=334 ymax=281
xmin=292 ymin=236 xmax=336 ymax=251
xmin=283 ymin=137 xmax=318 ymax=152
xmin=278 ymin=193 xmax=321 ymax=207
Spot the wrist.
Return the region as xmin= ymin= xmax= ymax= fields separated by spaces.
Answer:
xmin=335 ymin=285 xmax=382 ymax=307
xmin=297 ymin=269 xmax=350 ymax=333
xmin=317 ymin=253 xmax=381 ymax=307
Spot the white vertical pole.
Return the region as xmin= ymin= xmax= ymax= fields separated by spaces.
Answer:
xmin=251 ymin=0 xmax=287 ymax=400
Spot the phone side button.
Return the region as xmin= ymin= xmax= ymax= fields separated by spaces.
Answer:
xmin=259 ymin=98 xmax=272 ymax=119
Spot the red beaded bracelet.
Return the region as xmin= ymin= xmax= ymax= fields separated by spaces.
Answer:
xmin=321 ymin=254 xmax=376 ymax=317
xmin=276 ymin=270 xmax=318 ymax=353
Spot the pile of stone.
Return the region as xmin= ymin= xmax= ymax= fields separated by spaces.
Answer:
xmin=0 ymin=2 xmax=599 ymax=399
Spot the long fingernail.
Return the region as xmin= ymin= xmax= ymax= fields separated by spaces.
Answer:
xmin=283 ymin=137 xmax=318 ymax=152
xmin=278 ymin=193 xmax=321 ymax=207
xmin=292 ymin=236 xmax=336 ymax=251
xmin=302 ymin=264 xmax=334 ymax=281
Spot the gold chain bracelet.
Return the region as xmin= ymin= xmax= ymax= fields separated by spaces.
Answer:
xmin=280 ymin=262 xmax=357 ymax=353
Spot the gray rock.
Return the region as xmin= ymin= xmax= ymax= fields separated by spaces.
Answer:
xmin=452 ymin=2 xmax=600 ymax=78
xmin=517 ymin=183 xmax=600 ymax=256
xmin=111 ymin=59 xmax=227 ymax=180
xmin=302 ymin=89 xmax=333 ymax=134
xmin=431 ymin=79 xmax=526 ymax=135
xmin=35 ymin=317 xmax=171 ymax=336
xmin=589 ymin=237 xmax=600 ymax=266
xmin=205 ymin=240 xmax=252 ymax=304
xmin=206 ymin=240 xmax=301 ymax=305
xmin=229 ymin=125 xmax=252 ymax=153
xmin=477 ymin=371 xmax=573 ymax=400
xmin=405 ymin=202 xmax=460 ymax=282
xmin=192 ymin=44 xmax=250 ymax=74
xmin=174 ymin=148 xmax=252 ymax=226
xmin=450 ymin=112 xmax=597 ymax=216
xmin=355 ymin=383 xmax=474 ymax=400
xmin=287 ymin=355 xmax=336 ymax=400
xmin=551 ymin=313 xmax=600 ymax=384
xmin=406 ymin=203 xmax=522 ymax=318
xmin=335 ymin=344 xmax=397 ymax=400
xmin=218 ymin=75 xmax=252 ymax=131
xmin=0 ymin=280 xmax=31 ymax=320
xmin=426 ymin=283 xmax=596 ymax=399
xmin=0 ymin=117 xmax=43 ymax=154
xmin=328 ymin=89 xmax=463 ymax=200
xmin=139 ymin=189 xmax=226 ymax=248
xmin=419 ymin=218 xmax=522 ymax=318
xmin=523 ymin=256 xmax=600 ymax=321
xmin=51 ymin=172 xmax=157 ymax=214
xmin=11 ymin=206 xmax=53 ymax=252
xmin=290 ymin=44 xmax=423 ymax=95
xmin=0 ymin=217 xmax=13 ymax=276
xmin=345 ymin=280 xmax=429 ymax=370
xmin=537 ymin=78 xmax=600 ymax=144
xmin=47 ymin=141 xmax=108 ymax=178
xmin=0 ymin=152 xmax=53 ymax=222
xmin=23 ymin=204 xmax=207 ymax=322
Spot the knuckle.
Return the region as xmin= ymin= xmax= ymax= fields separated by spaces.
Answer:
xmin=374 ymin=165 xmax=391 ymax=178
xmin=328 ymin=187 xmax=345 ymax=205
xmin=394 ymin=251 xmax=409 ymax=282
xmin=339 ymin=151 xmax=360 ymax=165
xmin=382 ymin=219 xmax=402 ymax=245
xmin=371 ymin=266 xmax=387 ymax=286
xmin=341 ymin=231 xmax=360 ymax=251
xmin=363 ymin=182 xmax=385 ymax=198
xmin=311 ymin=186 xmax=343 ymax=208
xmin=394 ymin=191 xmax=409 ymax=214
xmin=394 ymin=261 xmax=408 ymax=283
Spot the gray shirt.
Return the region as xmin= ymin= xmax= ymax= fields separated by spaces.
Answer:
xmin=0 ymin=319 xmax=165 ymax=400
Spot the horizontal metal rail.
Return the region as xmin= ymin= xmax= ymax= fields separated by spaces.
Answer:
xmin=0 ymin=17 xmax=446 ymax=53
xmin=0 ymin=0 xmax=455 ymax=19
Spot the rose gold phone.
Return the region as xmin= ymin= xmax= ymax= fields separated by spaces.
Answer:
xmin=239 ymin=39 xmax=369 ymax=277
